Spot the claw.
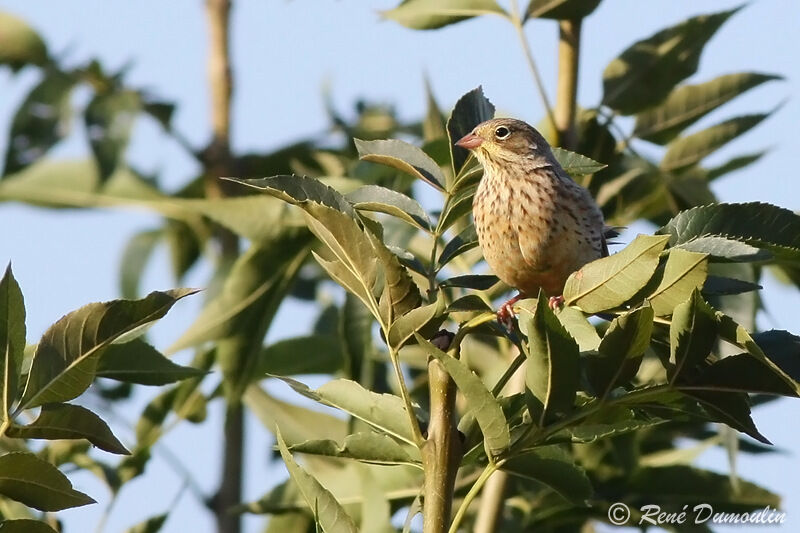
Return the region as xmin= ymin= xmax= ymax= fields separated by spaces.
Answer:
xmin=548 ymin=295 xmax=564 ymax=310
xmin=497 ymin=294 xmax=522 ymax=332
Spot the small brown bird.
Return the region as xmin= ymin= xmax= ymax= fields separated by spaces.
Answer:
xmin=455 ymin=118 xmax=608 ymax=328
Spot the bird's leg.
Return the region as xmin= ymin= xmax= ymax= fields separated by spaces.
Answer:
xmin=548 ymin=295 xmax=564 ymax=310
xmin=497 ymin=294 xmax=523 ymax=332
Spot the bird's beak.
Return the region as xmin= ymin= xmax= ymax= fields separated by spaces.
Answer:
xmin=455 ymin=132 xmax=483 ymax=150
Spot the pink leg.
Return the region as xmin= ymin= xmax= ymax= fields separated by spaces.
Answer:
xmin=497 ymin=293 xmax=523 ymax=332
xmin=548 ymin=295 xmax=564 ymax=310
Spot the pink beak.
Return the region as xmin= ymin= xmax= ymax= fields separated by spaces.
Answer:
xmin=455 ymin=132 xmax=483 ymax=150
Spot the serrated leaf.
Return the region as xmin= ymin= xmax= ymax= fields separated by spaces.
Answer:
xmin=602 ymin=7 xmax=740 ymax=114
xmin=0 ymin=452 xmax=94 ymax=511
xmin=20 ymin=289 xmax=197 ymax=409
xmin=669 ymin=290 xmax=718 ymax=384
xmin=682 ymin=389 xmax=770 ymax=444
xmin=563 ymin=234 xmax=669 ymax=313
xmin=0 ymin=12 xmax=48 ymax=70
xmin=355 ymin=139 xmax=445 ymax=191
xmin=225 ymin=175 xmax=355 ymax=215
xmin=346 ymin=185 xmax=432 ymax=231
xmin=0 ymin=520 xmax=59 ymax=533
xmin=525 ymin=0 xmax=600 ymax=20
xmin=276 ymin=431 xmax=359 ymax=533
xmin=287 ymin=432 xmax=420 ymax=466
xmin=587 ymin=304 xmax=654 ymax=397
xmin=518 ymin=294 xmax=579 ymax=425
xmin=661 ymin=112 xmax=772 ymax=171
xmin=277 ymin=377 xmax=417 ymax=445
xmin=501 ymin=446 xmax=592 ymax=504
xmin=382 ymin=0 xmax=506 ymax=30
xmin=648 ymin=249 xmax=708 ymax=316
xmin=96 ymin=338 xmax=204 ymax=385
xmin=448 ymin=87 xmax=495 ymax=175
xmin=548 ymin=416 xmax=666 ymax=444
xmin=85 ymin=89 xmax=141 ymax=182
xmin=659 ymin=202 xmax=800 ymax=262
xmin=4 ymin=69 xmax=75 ymax=175
xmin=415 ymin=333 xmax=510 ymax=454
xmin=634 ymin=73 xmax=781 ymax=144
xmin=675 ymin=236 xmax=770 ymax=262
xmin=551 ymin=147 xmax=606 ymax=176
xmin=244 ymin=386 xmax=348 ymax=445
xmin=254 ymin=335 xmax=345 ymax=377
xmin=683 ymin=354 xmax=797 ymax=397
xmin=7 ymin=403 xmax=128 ymax=455
xmin=437 ymin=225 xmax=478 ymax=269
xmin=0 ymin=265 xmax=25 ymax=424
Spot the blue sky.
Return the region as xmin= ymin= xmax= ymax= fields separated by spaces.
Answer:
xmin=1 ymin=1 xmax=798 ymax=531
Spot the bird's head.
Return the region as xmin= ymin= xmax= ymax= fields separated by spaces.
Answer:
xmin=455 ymin=118 xmax=553 ymax=167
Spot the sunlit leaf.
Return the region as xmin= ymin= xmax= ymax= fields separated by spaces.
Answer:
xmin=0 ymin=12 xmax=48 ymax=70
xmin=225 ymin=175 xmax=355 ymax=215
xmin=563 ymin=234 xmax=669 ymax=313
xmin=382 ymin=0 xmax=507 ymax=30
xmin=602 ymin=7 xmax=740 ymax=114
xmin=387 ymin=299 xmax=445 ymax=350
xmin=675 ymin=236 xmax=770 ymax=262
xmin=0 ymin=452 xmax=94 ymax=511
xmin=648 ymin=249 xmax=708 ymax=316
xmin=0 ymin=265 xmax=25 ymax=424
xmin=20 ymin=289 xmax=197 ymax=409
xmin=346 ymin=185 xmax=432 ymax=231
xmin=286 ymin=432 xmax=420 ymax=466
xmin=551 ymin=148 xmax=606 ymax=176
xmin=355 ymin=138 xmax=445 ymax=191
xmin=0 ymin=519 xmax=59 ymax=533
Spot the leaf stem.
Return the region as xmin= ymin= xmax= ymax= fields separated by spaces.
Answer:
xmin=387 ymin=340 xmax=426 ymax=446
xmin=509 ymin=0 xmax=557 ymax=135
xmin=448 ymin=463 xmax=498 ymax=533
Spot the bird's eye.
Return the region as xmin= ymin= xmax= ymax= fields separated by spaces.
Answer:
xmin=494 ymin=126 xmax=511 ymax=140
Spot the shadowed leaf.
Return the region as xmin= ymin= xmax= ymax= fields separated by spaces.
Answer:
xmin=448 ymin=87 xmax=495 ymax=175
xmin=84 ymin=89 xmax=141 ymax=182
xmin=97 ymin=338 xmax=205 ymax=385
xmin=669 ymin=290 xmax=718 ymax=384
xmin=0 ymin=452 xmax=94 ymax=511
xmin=346 ymin=185 xmax=432 ymax=231
xmin=526 ymin=0 xmax=601 ymax=20
xmin=437 ymin=225 xmax=478 ymax=269
xmin=0 ymin=520 xmax=59 ymax=533
xmin=286 ymin=432 xmax=420 ymax=466
xmin=125 ymin=514 xmax=168 ymax=533
xmin=552 ymin=148 xmax=606 ymax=176
xmin=0 ymin=265 xmax=25 ymax=425
xmin=355 ymin=139 xmax=445 ymax=191
xmin=501 ymin=446 xmax=592 ymax=504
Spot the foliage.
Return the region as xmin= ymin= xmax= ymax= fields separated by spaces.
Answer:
xmin=0 ymin=1 xmax=797 ymax=533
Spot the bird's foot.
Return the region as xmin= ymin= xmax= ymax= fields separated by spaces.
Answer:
xmin=548 ymin=295 xmax=564 ymax=310
xmin=497 ymin=294 xmax=522 ymax=332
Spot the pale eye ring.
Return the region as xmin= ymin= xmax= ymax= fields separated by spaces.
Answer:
xmin=494 ymin=126 xmax=511 ymax=140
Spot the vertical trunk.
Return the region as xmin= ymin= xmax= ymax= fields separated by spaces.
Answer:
xmin=555 ymin=19 xmax=582 ymax=150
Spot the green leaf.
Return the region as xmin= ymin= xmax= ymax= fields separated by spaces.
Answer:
xmin=0 ymin=265 xmax=25 ymax=425
xmin=276 ymin=431 xmax=359 ymax=533
xmin=555 ymin=305 xmax=600 ymax=351
xmin=648 ymin=249 xmax=708 ymax=316
xmin=684 ymin=354 xmax=797 ymax=397
xmin=7 ymin=403 xmax=128 ymax=455
xmin=547 ymin=415 xmax=666 ymax=444
xmin=437 ymin=225 xmax=478 ymax=269
xmin=164 ymin=219 xmax=202 ymax=282
xmin=682 ymin=389 xmax=770 ymax=444
xmin=659 ymin=202 xmax=800 ymax=262
xmin=602 ymin=7 xmax=740 ymax=114
xmin=634 ymin=72 xmax=781 ymax=144
xmin=4 ymin=69 xmax=75 ymax=175
xmin=346 ymin=185 xmax=432 ymax=231
xmin=563 ymin=234 xmax=669 ymax=313
xmin=20 ymin=289 xmax=197 ymax=409
xmin=422 ymin=77 xmax=447 ymax=142
xmin=702 ymin=275 xmax=761 ymax=296
xmin=254 ymin=335 xmax=345 ymax=377
xmin=286 ymin=432 xmax=420 ymax=467
xmin=355 ymin=139 xmax=445 ymax=191
xmin=225 ymin=175 xmax=355 ymax=215
xmin=447 ymin=87 xmax=495 ymax=175
xmin=706 ymin=150 xmax=767 ymax=181
xmin=551 ymin=148 xmax=606 ymax=176
xmin=415 ymin=333 xmax=510 ymax=454
xmin=660 ymin=112 xmax=772 ymax=172
xmin=119 ymin=229 xmax=162 ymax=299
xmin=387 ymin=299 xmax=445 ymax=350
xmin=357 ymin=466 xmax=395 ymax=533
xmin=382 ymin=0 xmax=506 ymax=30
xmin=501 ymin=446 xmax=592 ymax=504
xmin=751 ymin=330 xmax=800 ymax=384
xmin=439 ymin=274 xmax=499 ymax=291
xmin=525 ymin=0 xmax=600 ymax=20
xmin=518 ymin=294 xmax=579 ymax=424
xmin=669 ymin=290 xmax=718 ymax=384
xmin=438 ymin=181 xmax=477 ymax=231
xmin=169 ymin=232 xmax=310 ymax=352
xmin=586 ymin=304 xmax=654 ymax=397
xmin=84 ymin=89 xmax=141 ymax=182
xmin=446 ymin=296 xmax=492 ymax=313
xmin=244 ymin=386 xmax=348 ymax=445
xmin=125 ymin=514 xmax=168 ymax=533
xmin=0 ymin=452 xmax=94 ymax=511
xmin=96 ymin=339 xmax=205 ymax=385
xmin=277 ymin=377 xmax=418 ymax=446
xmin=0 ymin=12 xmax=48 ymax=70
xmin=0 ymin=520 xmax=59 ymax=533
xmin=675 ymin=236 xmax=770 ymax=262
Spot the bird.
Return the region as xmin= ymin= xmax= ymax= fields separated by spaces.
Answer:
xmin=455 ymin=118 xmax=609 ymax=329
